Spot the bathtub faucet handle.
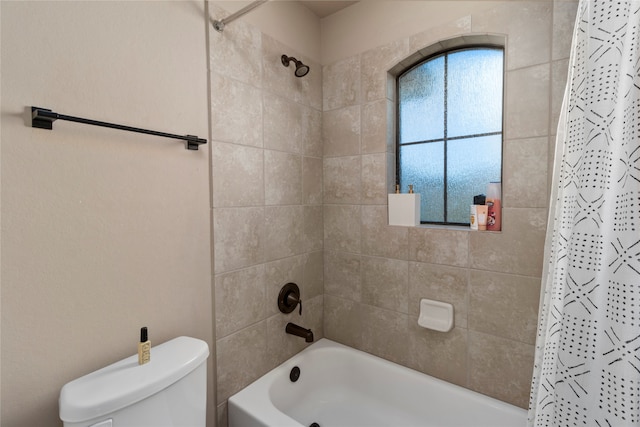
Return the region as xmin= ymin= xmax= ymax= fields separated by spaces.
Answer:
xmin=278 ymin=282 xmax=302 ymax=316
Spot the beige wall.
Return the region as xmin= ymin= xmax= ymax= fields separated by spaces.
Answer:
xmin=1 ymin=2 xmax=213 ymax=426
xmin=207 ymin=2 xmax=324 ymax=425
xmin=320 ymin=0 xmax=578 ymax=409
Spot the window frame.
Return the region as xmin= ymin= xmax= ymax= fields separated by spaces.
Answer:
xmin=395 ymin=44 xmax=505 ymax=226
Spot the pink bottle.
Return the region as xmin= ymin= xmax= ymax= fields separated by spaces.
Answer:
xmin=486 ymin=182 xmax=501 ymax=231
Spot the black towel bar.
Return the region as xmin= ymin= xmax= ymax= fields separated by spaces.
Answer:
xmin=31 ymin=106 xmax=207 ymax=151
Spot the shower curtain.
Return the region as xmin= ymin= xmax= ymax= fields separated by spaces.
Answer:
xmin=528 ymin=1 xmax=640 ymax=426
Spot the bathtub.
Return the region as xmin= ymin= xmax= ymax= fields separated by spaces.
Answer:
xmin=228 ymin=338 xmax=526 ymax=427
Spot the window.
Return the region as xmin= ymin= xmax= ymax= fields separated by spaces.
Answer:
xmin=397 ymin=46 xmax=504 ymax=224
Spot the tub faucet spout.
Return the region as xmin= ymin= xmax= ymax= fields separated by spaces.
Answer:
xmin=285 ymin=322 xmax=314 ymax=342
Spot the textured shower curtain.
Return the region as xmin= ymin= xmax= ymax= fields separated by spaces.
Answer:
xmin=528 ymin=1 xmax=640 ymax=426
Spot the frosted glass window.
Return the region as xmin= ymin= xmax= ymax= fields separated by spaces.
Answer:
xmin=447 ymin=49 xmax=503 ymax=138
xmin=447 ymin=135 xmax=502 ymax=223
xmin=399 ymin=142 xmax=445 ymax=222
xmin=399 ymin=57 xmax=445 ymax=143
xmin=397 ymin=46 xmax=503 ymax=224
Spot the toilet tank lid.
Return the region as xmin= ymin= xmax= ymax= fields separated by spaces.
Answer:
xmin=59 ymin=336 xmax=209 ymax=423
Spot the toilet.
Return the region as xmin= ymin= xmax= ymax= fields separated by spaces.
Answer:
xmin=59 ymin=336 xmax=209 ymax=427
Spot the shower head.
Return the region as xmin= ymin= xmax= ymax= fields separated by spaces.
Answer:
xmin=281 ymin=55 xmax=309 ymax=78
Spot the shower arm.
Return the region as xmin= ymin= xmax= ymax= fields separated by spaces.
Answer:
xmin=212 ymin=0 xmax=268 ymax=32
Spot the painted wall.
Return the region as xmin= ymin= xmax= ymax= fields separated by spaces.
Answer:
xmin=1 ymin=2 xmax=213 ymax=425
xmin=320 ymin=0 xmax=578 ymax=408
xmin=207 ymin=2 xmax=324 ymax=425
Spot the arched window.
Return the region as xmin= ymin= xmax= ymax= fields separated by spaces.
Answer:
xmin=397 ymin=46 xmax=504 ymax=224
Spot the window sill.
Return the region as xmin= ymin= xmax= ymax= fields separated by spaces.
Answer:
xmin=409 ymin=223 xmax=502 ymax=233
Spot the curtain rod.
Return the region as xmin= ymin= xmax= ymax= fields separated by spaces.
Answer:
xmin=212 ymin=0 xmax=268 ymax=32
xmin=31 ymin=107 xmax=207 ymax=151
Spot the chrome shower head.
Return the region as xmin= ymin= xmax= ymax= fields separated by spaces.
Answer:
xmin=281 ymin=55 xmax=309 ymax=78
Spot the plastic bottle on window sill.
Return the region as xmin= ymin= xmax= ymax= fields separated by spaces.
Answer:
xmin=486 ymin=182 xmax=502 ymax=231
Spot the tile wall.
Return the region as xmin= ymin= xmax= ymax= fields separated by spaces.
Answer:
xmin=208 ymin=4 xmax=324 ymax=424
xmin=321 ymin=0 xmax=578 ymax=409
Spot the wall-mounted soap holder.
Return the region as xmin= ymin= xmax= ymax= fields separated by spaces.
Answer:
xmin=278 ymin=282 xmax=302 ymax=315
xmin=417 ymin=298 xmax=453 ymax=332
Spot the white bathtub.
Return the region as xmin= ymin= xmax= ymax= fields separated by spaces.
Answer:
xmin=228 ymin=339 xmax=526 ymax=427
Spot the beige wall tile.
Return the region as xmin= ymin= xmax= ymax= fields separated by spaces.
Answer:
xmin=215 ymin=265 xmax=266 ymax=338
xmin=324 ymin=295 xmax=363 ymax=348
xmin=551 ymin=59 xmax=569 ymax=135
xmin=264 ymin=150 xmax=302 ymax=205
xmin=361 ymin=256 xmax=409 ymax=313
xmin=361 ymin=153 xmax=387 ymax=205
xmin=263 ymin=94 xmax=304 ymax=154
xmin=470 ymin=207 xmax=546 ymax=277
xmin=324 ymin=250 xmax=361 ymax=301
xmin=552 ymin=1 xmax=579 ymax=61
xmin=213 ymin=207 xmax=264 ymax=274
xmin=409 ymin=15 xmax=472 ymax=54
xmin=408 ymin=323 xmax=468 ymax=387
xmin=361 ymin=205 xmax=409 ymax=260
xmin=469 ymin=270 xmax=541 ymax=344
xmin=505 ymin=63 xmax=551 ymax=140
xmin=209 ymin=14 xmax=262 ymax=87
xmin=303 ymin=205 xmax=324 ymax=252
xmin=324 ymin=204 xmax=362 ymax=252
xmin=386 ymin=152 xmax=396 ymax=193
xmin=212 ymin=142 xmax=264 ymax=207
xmin=210 ymin=73 xmax=263 ymax=147
xmin=301 ymin=57 xmax=323 ymax=111
xmin=323 ymin=105 xmax=361 ymax=156
xmin=472 ymin=2 xmax=552 ymax=70
xmin=216 ymin=321 xmax=269 ymax=404
xmin=305 ymin=295 xmax=325 ymax=340
xmin=303 ymin=156 xmax=323 ymax=205
xmin=264 ymin=255 xmax=305 ymax=317
xmin=468 ymin=331 xmax=535 ymax=408
xmin=304 ymin=108 xmax=323 ymax=158
xmin=264 ymin=205 xmax=303 ymax=261
xmin=408 ymin=261 xmax=469 ymax=328
xmin=323 ymin=55 xmax=361 ymax=111
xmin=209 ymin=15 xmax=262 ymax=87
xmin=304 ymin=250 xmax=324 ymax=299
xmin=323 ymin=156 xmax=361 ymax=204
xmin=263 ymin=95 xmax=321 ymax=156
xmin=361 ymin=38 xmax=409 ymax=102
xmin=409 ymin=227 xmax=469 ymax=267
xmin=217 ymin=402 xmax=228 ymax=427
xmin=361 ymin=305 xmax=409 ymax=365
xmin=503 ymin=137 xmax=549 ymax=208
xmin=361 ymin=99 xmax=389 ymax=154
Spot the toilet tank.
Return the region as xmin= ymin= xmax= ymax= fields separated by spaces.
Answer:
xmin=60 ymin=336 xmax=209 ymax=427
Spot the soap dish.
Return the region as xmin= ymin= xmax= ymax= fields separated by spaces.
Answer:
xmin=417 ymin=299 xmax=454 ymax=332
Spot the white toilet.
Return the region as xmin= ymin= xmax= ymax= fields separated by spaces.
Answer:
xmin=59 ymin=336 xmax=209 ymax=427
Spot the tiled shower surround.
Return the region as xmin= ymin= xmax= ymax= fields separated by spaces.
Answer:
xmin=211 ymin=1 xmax=578 ymax=424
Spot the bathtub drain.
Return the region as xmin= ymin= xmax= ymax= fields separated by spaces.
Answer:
xmin=310 ymin=423 xmax=320 ymax=427
xmin=289 ymin=366 xmax=301 ymax=382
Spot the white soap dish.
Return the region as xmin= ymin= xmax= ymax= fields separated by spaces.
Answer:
xmin=417 ymin=298 xmax=454 ymax=332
